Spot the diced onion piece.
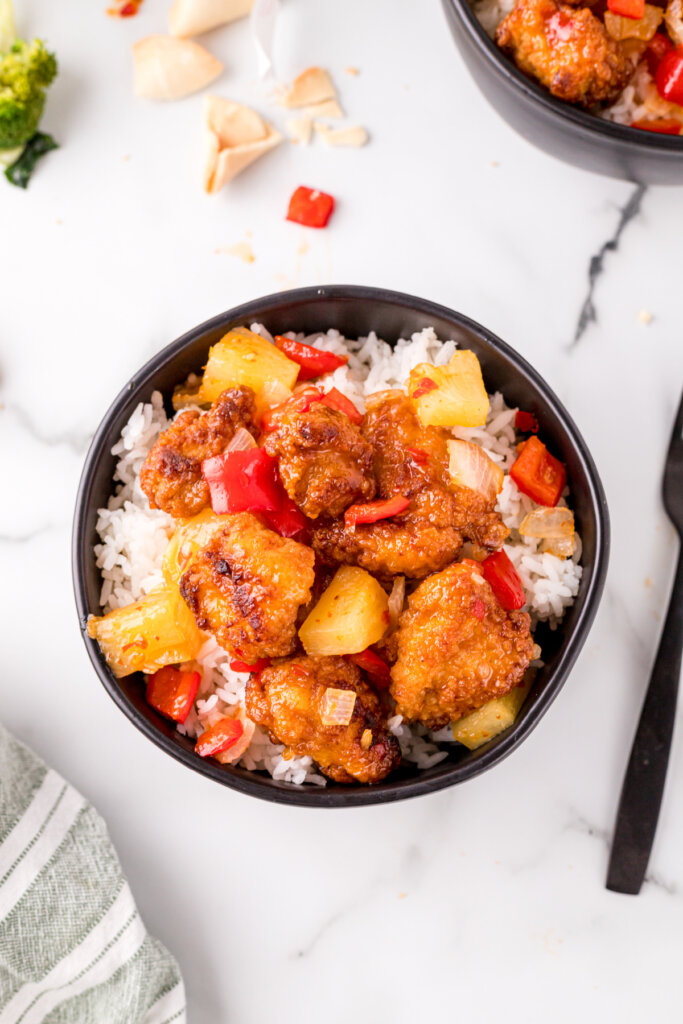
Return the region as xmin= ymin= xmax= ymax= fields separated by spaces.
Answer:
xmin=226 ymin=426 xmax=257 ymax=452
xmin=665 ymin=0 xmax=683 ymax=45
xmin=605 ymin=4 xmax=662 ymax=39
xmin=447 ymin=439 xmax=504 ymax=501
xmin=519 ymin=506 xmax=575 ymax=559
xmin=388 ymin=576 xmax=406 ymax=628
xmin=360 ymin=728 xmax=373 ymax=750
xmin=321 ymin=688 xmax=357 ymax=727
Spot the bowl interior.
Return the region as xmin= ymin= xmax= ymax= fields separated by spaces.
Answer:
xmin=73 ymin=286 xmax=609 ymax=807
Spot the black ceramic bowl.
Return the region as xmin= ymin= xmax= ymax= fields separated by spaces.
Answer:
xmin=442 ymin=0 xmax=683 ymax=184
xmin=73 ymin=285 xmax=609 ymax=807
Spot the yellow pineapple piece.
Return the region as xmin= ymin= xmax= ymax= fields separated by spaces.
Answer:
xmin=173 ymin=328 xmax=299 ymax=410
xmin=162 ymin=508 xmax=226 ymax=585
xmin=408 ymin=350 xmax=489 ymax=428
xmin=87 ymin=586 xmax=204 ymax=678
xmin=451 ymin=680 xmax=531 ymax=750
xmin=299 ymin=566 xmax=389 ymax=656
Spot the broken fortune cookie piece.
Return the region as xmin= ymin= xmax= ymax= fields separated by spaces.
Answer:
xmin=132 ymin=36 xmax=223 ymax=101
xmin=283 ymin=66 xmax=337 ymax=108
xmin=170 ymin=0 xmax=254 ymax=37
xmin=203 ymin=96 xmax=282 ymax=193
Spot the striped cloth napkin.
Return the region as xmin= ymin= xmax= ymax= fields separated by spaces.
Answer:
xmin=0 ymin=724 xmax=186 ymax=1023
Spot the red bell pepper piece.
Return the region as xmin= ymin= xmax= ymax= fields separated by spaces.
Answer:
xmin=347 ymin=649 xmax=392 ymax=687
xmin=146 ymin=666 xmax=200 ymax=724
xmin=411 ymin=377 xmax=438 ymax=400
xmin=480 ymin=551 xmax=526 ymax=611
xmin=262 ymin=495 xmax=309 ymax=540
xmin=260 ymin=387 xmax=323 ymax=432
xmin=195 ymin=717 xmax=244 ymax=759
xmin=202 ymin=448 xmax=282 ymax=514
xmin=405 ymin=446 xmax=429 ymax=464
xmin=607 ymin=0 xmax=644 ymax=17
xmin=320 ymin=387 xmax=363 ymax=425
xmin=655 ymin=47 xmax=683 ymax=106
xmin=631 ymin=118 xmax=682 ymax=134
xmin=345 ymin=495 xmax=410 ymax=527
xmin=286 ymin=186 xmax=335 ymax=228
xmin=510 ymin=435 xmax=566 ymax=507
xmin=514 ymin=410 xmax=539 ymax=433
xmin=230 ymin=658 xmax=271 ymax=673
xmin=274 ymin=335 xmax=348 ymax=380
xmin=645 ymin=32 xmax=674 ymax=76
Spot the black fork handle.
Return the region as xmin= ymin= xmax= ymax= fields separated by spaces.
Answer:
xmin=606 ymin=547 xmax=683 ymax=894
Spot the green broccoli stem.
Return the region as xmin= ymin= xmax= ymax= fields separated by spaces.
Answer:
xmin=0 ymin=0 xmax=15 ymax=55
xmin=0 ymin=142 xmax=23 ymax=168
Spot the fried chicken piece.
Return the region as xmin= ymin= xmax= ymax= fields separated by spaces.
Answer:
xmin=179 ymin=513 xmax=315 ymax=661
xmin=245 ymin=655 xmax=401 ymax=783
xmin=496 ymin=0 xmax=632 ymax=108
xmin=263 ymin=402 xmax=375 ymax=519
xmin=391 ymin=561 xmax=534 ymax=729
xmin=140 ymin=387 xmax=257 ymax=519
xmin=311 ymin=392 xmax=507 ymax=578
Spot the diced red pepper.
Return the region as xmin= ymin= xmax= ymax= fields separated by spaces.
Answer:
xmin=405 ymin=446 xmax=429 ymax=464
xmin=146 ymin=666 xmax=200 ymax=724
xmin=655 ymin=47 xmax=683 ymax=106
xmin=480 ymin=551 xmax=526 ymax=611
xmin=320 ymin=387 xmax=363 ymax=425
xmin=274 ymin=335 xmax=348 ymax=380
xmin=510 ymin=435 xmax=566 ymax=507
xmin=347 ymin=649 xmax=392 ymax=687
xmin=411 ymin=378 xmax=438 ymax=400
xmin=631 ymin=118 xmax=682 ymax=134
xmin=514 ymin=410 xmax=539 ymax=433
xmin=202 ymin=448 xmax=282 ymax=514
xmin=230 ymin=658 xmax=271 ymax=673
xmin=345 ymin=495 xmax=410 ymax=527
xmin=262 ymin=496 xmax=309 ymax=541
xmin=260 ymin=387 xmax=323 ymax=432
xmin=286 ymin=186 xmax=335 ymax=228
xmin=607 ymin=0 xmax=644 ymax=17
xmin=644 ymin=33 xmax=673 ymax=76
xmin=195 ymin=717 xmax=244 ymax=759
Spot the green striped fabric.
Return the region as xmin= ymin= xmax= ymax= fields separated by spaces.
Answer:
xmin=0 ymin=725 xmax=186 ymax=1023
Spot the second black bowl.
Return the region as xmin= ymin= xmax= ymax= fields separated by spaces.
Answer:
xmin=442 ymin=0 xmax=683 ymax=185
xmin=73 ymin=285 xmax=609 ymax=807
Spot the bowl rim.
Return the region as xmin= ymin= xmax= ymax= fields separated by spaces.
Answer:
xmin=72 ymin=284 xmax=610 ymax=808
xmin=443 ymin=0 xmax=683 ymax=154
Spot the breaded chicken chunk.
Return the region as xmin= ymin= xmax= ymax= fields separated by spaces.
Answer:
xmin=140 ymin=387 xmax=257 ymax=519
xmin=179 ymin=513 xmax=315 ymax=661
xmin=263 ymin=401 xmax=375 ymax=519
xmin=311 ymin=392 xmax=507 ymax=578
xmin=496 ymin=0 xmax=632 ymax=108
xmin=391 ymin=561 xmax=534 ymax=729
xmin=245 ymin=655 xmax=401 ymax=783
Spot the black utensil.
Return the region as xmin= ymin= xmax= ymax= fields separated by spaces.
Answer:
xmin=607 ymin=390 xmax=683 ymax=894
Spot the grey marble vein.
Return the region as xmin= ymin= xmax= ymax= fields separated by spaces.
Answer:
xmin=3 ymin=402 xmax=93 ymax=454
xmin=0 ymin=524 xmax=55 ymax=544
xmin=567 ymin=810 xmax=679 ymax=896
xmin=570 ymin=184 xmax=646 ymax=348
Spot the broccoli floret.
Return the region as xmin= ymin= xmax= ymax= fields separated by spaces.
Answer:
xmin=0 ymin=38 xmax=57 ymax=149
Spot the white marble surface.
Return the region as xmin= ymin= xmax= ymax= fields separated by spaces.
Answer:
xmin=2 ymin=0 xmax=683 ymax=1020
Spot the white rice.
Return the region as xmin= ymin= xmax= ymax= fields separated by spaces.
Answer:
xmin=94 ymin=325 xmax=581 ymax=784
xmin=472 ymin=0 xmax=683 ymax=131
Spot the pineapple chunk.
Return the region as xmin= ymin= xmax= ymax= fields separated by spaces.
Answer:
xmin=408 ymin=350 xmax=489 ymax=428
xmin=87 ymin=586 xmax=204 ymax=678
xmin=162 ymin=508 xmax=226 ymax=585
xmin=173 ymin=328 xmax=299 ymax=410
xmin=451 ymin=680 xmax=531 ymax=750
xmin=299 ymin=566 xmax=389 ymax=656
